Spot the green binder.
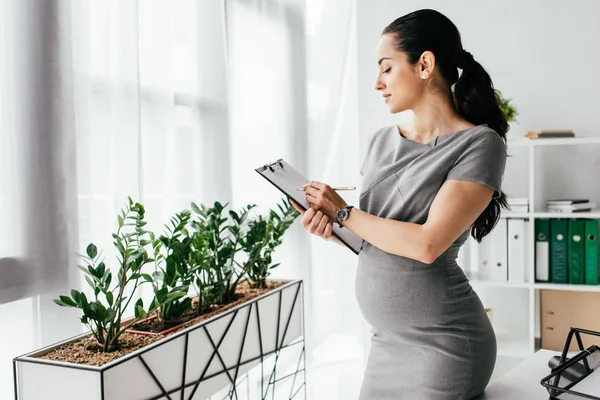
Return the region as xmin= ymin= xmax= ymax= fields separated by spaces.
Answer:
xmin=567 ymin=219 xmax=585 ymax=284
xmin=535 ymin=219 xmax=550 ymax=282
xmin=550 ymin=219 xmax=568 ymax=284
xmin=585 ymin=220 xmax=599 ymax=285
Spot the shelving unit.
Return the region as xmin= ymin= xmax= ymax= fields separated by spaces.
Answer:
xmin=459 ymin=134 xmax=600 ymax=361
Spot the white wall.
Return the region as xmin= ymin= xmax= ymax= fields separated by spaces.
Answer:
xmin=356 ymin=0 xmax=600 ymax=146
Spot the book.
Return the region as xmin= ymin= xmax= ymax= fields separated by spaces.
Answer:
xmin=585 ymin=220 xmax=599 ymax=285
xmin=546 ymin=199 xmax=590 ymax=205
xmin=567 ymin=219 xmax=586 ymax=284
xmin=527 ymin=129 xmax=574 ymax=135
xmin=547 ymin=202 xmax=595 ymax=212
xmin=535 ymin=219 xmax=550 ymax=282
xmin=547 ymin=208 xmax=593 ymax=213
xmin=525 ymin=132 xmax=575 ymax=139
xmin=550 ymin=219 xmax=568 ymax=283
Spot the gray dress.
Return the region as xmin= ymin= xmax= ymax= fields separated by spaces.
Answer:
xmin=356 ymin=124 xmax=507 ymax=400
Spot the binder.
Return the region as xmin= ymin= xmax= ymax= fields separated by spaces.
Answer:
xmin=585 ymin=220 xmax=599 ymax=285
xmin=508 ymin=219 xmax=526 ymax=284
xmin=550 ymin=219 xmax=569 ymax=284
xmin=535 ymin=219 xmax=550 ymax=282
xmin=486 ymin=218 xmax=508 ymax=281
xmin=256 ymin=159 xmax=363 ymax=255
xmin=476 ymin=230 xmax=494 ymax=281
xmin=568 ymin=219 xmax=586 ymax=284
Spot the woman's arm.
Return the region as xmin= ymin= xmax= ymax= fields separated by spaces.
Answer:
xmin=312 ymin=179 xmax=495 ymax=263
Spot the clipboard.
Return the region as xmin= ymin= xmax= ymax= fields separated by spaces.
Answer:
xmin=255 ymin=158 xmax=363 ymax=255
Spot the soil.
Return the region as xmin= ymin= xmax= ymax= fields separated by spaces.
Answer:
xmin=37 ymin=279 xmax=288 ymax=366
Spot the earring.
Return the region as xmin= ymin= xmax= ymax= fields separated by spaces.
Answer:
xmin=422 ymin=73 xmax=428 ymax=79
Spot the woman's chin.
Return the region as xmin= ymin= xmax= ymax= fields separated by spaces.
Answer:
xmin=388 ymin=104 xmax=406 ymax=114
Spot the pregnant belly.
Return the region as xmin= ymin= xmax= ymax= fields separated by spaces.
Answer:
xmin=355 ymin=245 xmax=475 ymax=332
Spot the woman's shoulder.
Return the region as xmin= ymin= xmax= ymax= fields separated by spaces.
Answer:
xmin=371 ymin=124 xmax=396 ymax=139
xmin=458 ymin=124 xmax=506 ymax=147
xmin=364 ymin=125 xmax=396 ymax=148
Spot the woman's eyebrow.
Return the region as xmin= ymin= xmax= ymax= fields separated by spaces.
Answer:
xmin=378 ymin=57 xmax=391 ymax=65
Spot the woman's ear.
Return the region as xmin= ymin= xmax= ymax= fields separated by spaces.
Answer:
xmin=418 ymin=50 xmax=435 ymax=79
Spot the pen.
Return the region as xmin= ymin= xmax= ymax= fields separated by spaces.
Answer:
xmin=296 ymin=186 xmax=356 ymax=191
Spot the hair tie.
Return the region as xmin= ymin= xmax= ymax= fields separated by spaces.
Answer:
xmin=456 ymin=49 xmax=474 ymax=69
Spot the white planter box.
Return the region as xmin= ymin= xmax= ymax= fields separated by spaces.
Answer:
xmin=14 ymin=280 xmax=305 ymax=400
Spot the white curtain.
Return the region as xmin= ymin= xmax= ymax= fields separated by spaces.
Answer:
xmin=0 ymin=1 xmax=366 ymax=398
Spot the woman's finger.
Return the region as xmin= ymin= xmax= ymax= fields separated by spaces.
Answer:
xmin=304 ymin=186 xmax=319 ymax=201
xmin=308 ymin=210 xmax=324 ymax=233
xmin=301 ymin=207 xmax=316 ymax=228
xmin=289 ymin=199 xmax=304 ymax=215
xmin=316 ymin=214 xmax=329 ymax=238
xmin=323 ymin=221 xmax=334 ymax=240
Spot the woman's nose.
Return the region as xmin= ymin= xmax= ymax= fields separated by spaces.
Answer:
xmin=374 ymin=76 xmax=384 ymax=91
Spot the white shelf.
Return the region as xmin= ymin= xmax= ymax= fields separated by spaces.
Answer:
xmin=532 ymin=283 xmax=600 ymax=292
xmin=469 ymin=279 xmax=531 ymax=289
xmin=532 ymin=209 xmax=600 ymax=219
xmin=466 ymin=130 xmax=600 ymax=367
xmin=501 ymin=211 xmax=531 ymax=219
xmin=501 ymin=210 xmax=600 ymax=219
xmin=507 ymin=136 xmax=600 ymax=147
xmin=470 ymin=279 xmax=600 ymax=292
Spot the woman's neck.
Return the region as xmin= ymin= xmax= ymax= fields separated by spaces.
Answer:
xmin=402 ymin=95 xmax=474 ymax=142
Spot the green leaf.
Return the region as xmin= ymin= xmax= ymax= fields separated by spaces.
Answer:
xmin=191 ymin=202 xmax=202 ymax=214
xmin=104 ymin=309 xmax=116 ymax=325
xmin=106 ymin=292 xmax=114 ymax=306
xmin=77 ymin=264 xmax=93 ymax=277
xmin=85 ymin=276 xmax=95 ymax=289
xmin=166 ymin=291 xmax=187 ymax=299
xmin=54 ymin=297 xmax=76 ymax=307
xmin=86 ymin=243 xmax=98 ymax=259
xmin=135 ymin=305 xmax=147 ymax=319
xmin=71 ymin=290 xmax=81 ymax=305
xmin=156 ymin=288 xmax=168 ymax=303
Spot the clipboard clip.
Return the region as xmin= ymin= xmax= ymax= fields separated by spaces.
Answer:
xmin=264 ymin=159 xmax=284 ymax=172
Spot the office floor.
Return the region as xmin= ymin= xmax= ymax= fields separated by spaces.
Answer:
xmin=305 ymin=355 xmax=524 ymax=400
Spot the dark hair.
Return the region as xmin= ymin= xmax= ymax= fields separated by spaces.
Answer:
xmin=383 ymin=9 xmax=509 ymax=242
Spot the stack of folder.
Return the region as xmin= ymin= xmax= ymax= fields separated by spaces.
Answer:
xmin=535 ymin=219 xmax=600 ymax=285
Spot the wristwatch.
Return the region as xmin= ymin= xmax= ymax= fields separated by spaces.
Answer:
xmin=336 ymin=205 xmax=354 ymax=228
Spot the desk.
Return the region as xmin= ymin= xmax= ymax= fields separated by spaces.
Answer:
xmin=482 ymin=349 xmax=558 ymax=399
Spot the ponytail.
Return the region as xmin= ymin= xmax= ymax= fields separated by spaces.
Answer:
xmin=453 ymin=50 xmax=509 ymax=139
xmin=454 ymin=50 xmax=509 ymax=242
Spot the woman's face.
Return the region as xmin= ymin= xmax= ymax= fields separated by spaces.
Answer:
xmin=374 ymin=34 xmax=424 ymax=114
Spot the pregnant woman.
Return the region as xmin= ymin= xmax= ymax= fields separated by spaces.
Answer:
xmin=291 ymin=8 xmax=508 ymax=400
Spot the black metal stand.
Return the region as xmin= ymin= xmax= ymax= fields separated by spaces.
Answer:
xmin=540 ymin=327 xmax=600 ymax=400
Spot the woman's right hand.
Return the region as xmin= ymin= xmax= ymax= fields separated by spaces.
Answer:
xmin=289 ymin=199 xmax=335 ymax=241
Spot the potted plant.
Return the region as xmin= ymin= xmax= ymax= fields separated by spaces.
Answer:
xmin=495 ymin=89 xmax=519 ymax=123
xmin=13 ymin=197 xmax=306 ymax=400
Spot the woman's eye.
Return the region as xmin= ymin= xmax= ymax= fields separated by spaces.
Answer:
xmin=383 ymin=68 xmax=391 ymax=74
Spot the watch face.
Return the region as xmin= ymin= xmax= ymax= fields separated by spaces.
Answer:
xmin=337 ymin=209 xmax=347 ymax=220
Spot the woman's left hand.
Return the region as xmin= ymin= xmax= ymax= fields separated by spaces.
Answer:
xmin=303 ymin=181 xmax=348 ymax=221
